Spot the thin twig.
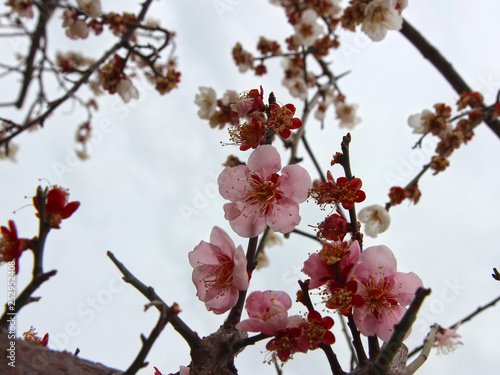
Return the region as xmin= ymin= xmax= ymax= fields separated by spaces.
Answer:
xmin=107 ymin=251 xmax=201 ymax=349
xmin=407 ymin=293 xmax=500 ymax=358
xmin=123 ymin=301 xmax=175 ymax=375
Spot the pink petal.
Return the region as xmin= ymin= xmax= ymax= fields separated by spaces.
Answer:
xmin=191 ymin=266 xmax=213 ymax=301
xmin=223 ymin=202 xmax=242 ymax=221
xmin=236 ymin=318 xmax=266 ymax=333
xmin=393 ymin=271 xmax=423 ymax=306
xmin=247 ymin=145 xmax=281 ymax=178
xmin=302 ymin=253 xmax=330 ymax=289
xmin=376 ymin=305 xmax=407 ymax=342
xmin=204 ymin=287 xmax=240 ymax=314
xmin=286 ymin=315 xmax=305 ymax=328
xmin=279 ymin=165 xmax=311 ymax=203
xmin=226 ymin=204 xmax=267 ymax=238
xmin=209 ymin=226 xmax=236 ymax=258
xmin=218 ymin=165 xmax=251 ymax=201
xmin=188 ymin=242 xmax=220 ymax=267
xmin=353 ymin=307 xmax=378 ymax=337
xmin=265 ymin=199 xmax=301 ymax=234
xmin=261 ymin=311 xmax=288 ymax=335
xmin=264 ymin=290 xmax=293 ymax=310
xmin=354 ymin=245 xmax=397 ymax=283
xmin=233 ymin=245 xmax=249 ymax=291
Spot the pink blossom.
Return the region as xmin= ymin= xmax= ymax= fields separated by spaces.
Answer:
xmin=230 ymin=86 xmax=264 ymax=116
xmin=433 ymin=325 xmax=463 ymax=355
xmin=351 ymin=245 xmax=423 ymax=342
xmin=189 ymin=226 xmax=249 ymax=314
xmin=218 ymin=145 xmax=311 ymax=238
xmin=236 ymin=290 xmax=301 ymax=336
xmin=302 ymin=240 xmax=360 ymax=289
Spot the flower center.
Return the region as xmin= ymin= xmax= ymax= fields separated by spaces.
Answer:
xmin=361 ymin=276 xmax=397 ymax=318
xmin=244 ymin=173 xmax=283 ymax=215
xmin=202 ymin=257 xmax=234 ymax=297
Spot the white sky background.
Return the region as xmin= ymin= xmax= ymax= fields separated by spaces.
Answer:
xmin=1 ymin=0 xmax=500 ymax=374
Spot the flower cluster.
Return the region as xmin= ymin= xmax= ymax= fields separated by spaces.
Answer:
xmin=62 ymin=0 xmax=102 ymax=40
xmin=408 ymin=91 xmax=485 ymax=176
xmin=97 ymin=54 xmax=139 ymax=103
xmin=195 ymin=86 xmax=303 ymax=149
xmin=309 ymin=170 xmax=366 ymax=210
xmin=1 ymin=185 xmax=79 ymax=275
xmin=304 ymin=242 xmax=423 ymax=342
xmin=235 ymin=290 xmax=335 ymax=362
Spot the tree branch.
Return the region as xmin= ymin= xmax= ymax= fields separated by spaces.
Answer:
xmin=400 ymin=19 xmax=500 ymax=138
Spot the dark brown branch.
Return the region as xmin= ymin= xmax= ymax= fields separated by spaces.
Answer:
xmin=123 ymin=301 xmax=175 ymax=375
xmin=347 ymin=315 xmax=368 ymax=366
xmin=370 ymin=288 xmax=431 ymax=375
xmin=107 ymin=251 xmax=201 ymax=350
xmin=15 ymin=0 xmax=58 ymax=108
xmin=340 ymin=134 xmax=362 ymax=245
xmin=33 ymin=186 xmax=51 ymax=276
xmin=0 ymin=186 xmax=55 ymax=327
xmin=0 ymin=0 xmax=156 ymax=146
xmin=400 ymin=19 xmax=500 ymax=138
xmin=0 ymin=270 xmax=57 ymax=328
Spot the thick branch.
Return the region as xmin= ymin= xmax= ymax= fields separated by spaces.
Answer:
xmin=0 ymin=331 xmax=122 ymax=375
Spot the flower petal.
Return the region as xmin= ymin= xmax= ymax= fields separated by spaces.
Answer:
xmin=247 ymin=145 xmax=281 ymax=178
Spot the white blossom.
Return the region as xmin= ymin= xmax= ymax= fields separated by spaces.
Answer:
xmin=362 ymin=0 xmax=403 ymax=42
xmin=293 ymin=9 xmax=324 ymax=47
xmin=358 ymin=204 xmax=391 ymax=238
xmin=194 ymin=87 xmax=217 ymax=119
xmin=76 ymin=0 xmax=102 ymax=19
xmin=407 ymin=109 xmax=434 ymax=134
xmin=283 ymin=77 xmax=308 ymax=100
xmin=116 ymin=78 xmax=139 ymax=103
xmin=335 ymin=101 xmax=361 ymax=129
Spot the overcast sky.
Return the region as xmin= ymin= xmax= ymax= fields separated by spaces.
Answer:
xmin=1 ymin=1 xmax=500 ymax=374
